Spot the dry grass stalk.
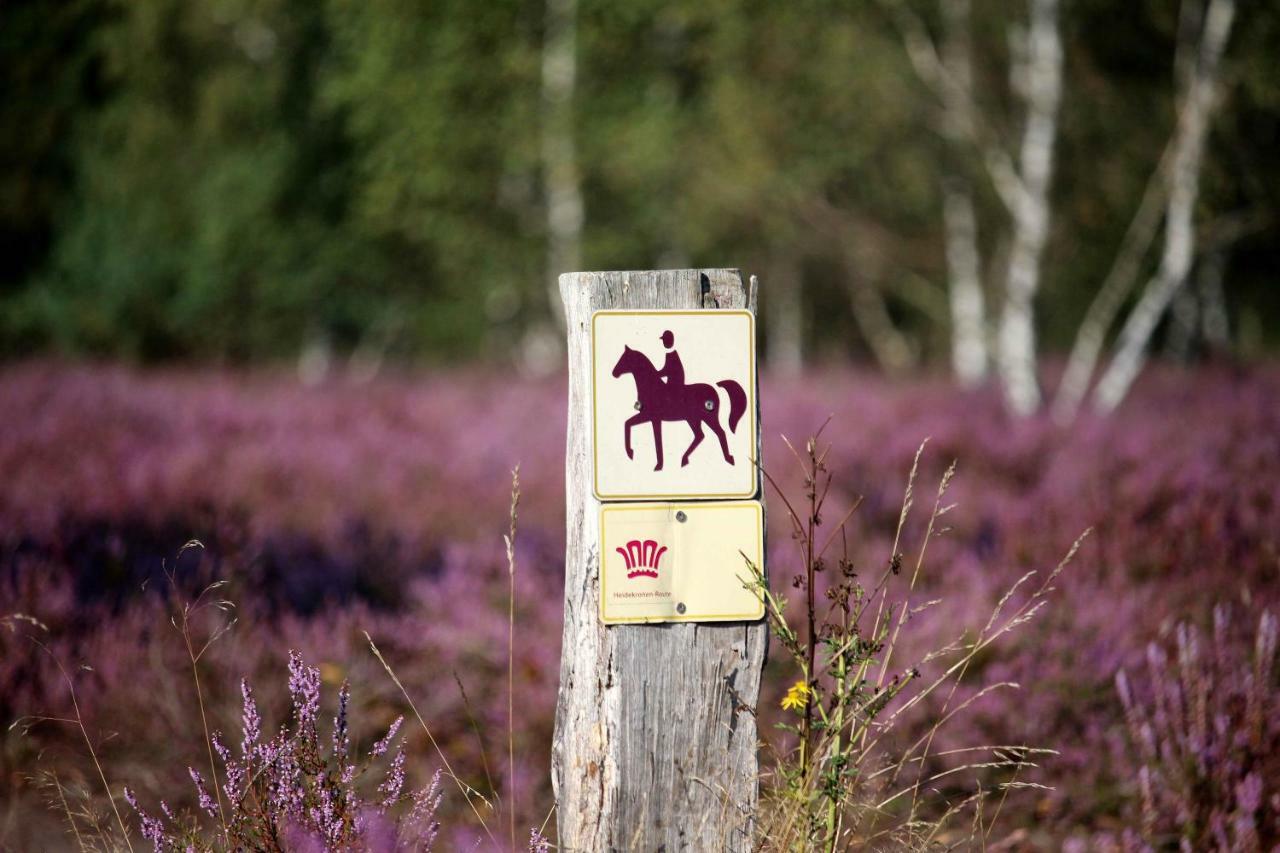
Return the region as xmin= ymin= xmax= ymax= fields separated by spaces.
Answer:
xmin=744 ymin=435 xmax=1084 ymax=850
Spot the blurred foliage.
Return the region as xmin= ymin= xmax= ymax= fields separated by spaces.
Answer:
xmin=0 ymin=0 xmax=1276 ymax=362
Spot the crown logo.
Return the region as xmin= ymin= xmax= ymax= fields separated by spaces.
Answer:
xmin=616 ymin=539 xmax=667 ymax=579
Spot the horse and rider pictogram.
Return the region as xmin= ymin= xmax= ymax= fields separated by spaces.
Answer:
xmin=611 ymin=329 xmax=747 ymax=471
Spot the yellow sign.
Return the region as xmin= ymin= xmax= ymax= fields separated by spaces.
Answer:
xmin=592 ymin=310 xmax=757 ymax=501
xmin=599 ymin=501 xmax=765 ymax=624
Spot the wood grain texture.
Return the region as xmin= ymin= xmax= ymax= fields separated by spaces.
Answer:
xmin=553 ymin=270 xmax=767 ymax=851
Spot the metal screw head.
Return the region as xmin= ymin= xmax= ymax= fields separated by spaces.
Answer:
xmin=676 ymin=602 xmax=687 ymax=614
xmin=675 ymin=511 xmax=687 ymax=523
xmin=704 ymin=399 xmax=714 ymax=410
xmin=634 ymin=401 xmax=641 ymax=410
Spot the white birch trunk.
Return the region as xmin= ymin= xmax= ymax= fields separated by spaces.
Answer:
xmin=1093 ymin=0 xmax=1235 ymax=412
xmin=1049 ymin=147 xmax=1169 ymax=422
xmin=553 ymin=270 xmax=766 ymax=851
xmin=940 ymin=0 xmax=989 ymax=386
xmin=944 ymin=185 xmax=988 ymax=384
xmin=1053 ymin=0 xmax=1210 ymax=421
xmin=541 ymin=0 xmax=583 ymax=331
xmin=996 ymin=0 xmax=1062 ymax=415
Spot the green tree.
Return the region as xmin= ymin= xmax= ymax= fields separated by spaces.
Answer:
xmin=14 ymin=0 xmax=378 ymax=360
xmin=320 ymin=0 xmax=544 ymax=359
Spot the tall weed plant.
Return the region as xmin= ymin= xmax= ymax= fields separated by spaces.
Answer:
xmin=747 ymin=429 xmax=1085 ymax=849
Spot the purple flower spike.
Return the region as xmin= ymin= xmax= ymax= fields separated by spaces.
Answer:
xmin=112 ymin=650 xmax=448 ymax=850
xmin=188 ymin=767 xmax=219 ymax=819
xmin=287 ymin=650 xmax=322 ymax=737
xmin=529 ymin=827 xmax=552 ymax=852
xmin=333 ymin=680 xmax=351 ymax=763
xmin=378 ymin=747 xmax=406 ymax=809
xmin=371 ymin=715 xmax=403 ymax=758
xmin=241 ymin=679 xmax=261 ymax=757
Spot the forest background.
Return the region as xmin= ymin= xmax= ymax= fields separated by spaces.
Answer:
xmin=3 ymin=0 xmax=1276 ymax=381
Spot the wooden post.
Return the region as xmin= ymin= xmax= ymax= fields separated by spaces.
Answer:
xmin=553 ymin=269 xmax=767 ymax=850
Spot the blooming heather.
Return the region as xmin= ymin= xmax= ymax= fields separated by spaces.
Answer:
xmin=240 ymin=679 xmax=261 ymax=757
xmin=123 ymin=787 xmax=166 ymax=852
xmin=122 ymin=651 xmax=444 ymax=851
xmin=2 ymin=362 xmax=1279 ymax=845
xmin=187 ymin=768 xmax=217 ymax=820
xmin=1105 ymin=607 xmax=1279 ymax=848
xmin=372 ymin=716 xmax=404 ymax=758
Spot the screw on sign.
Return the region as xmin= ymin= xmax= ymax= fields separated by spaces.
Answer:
xmin=555 ymin=270 xmax=767 ymax=851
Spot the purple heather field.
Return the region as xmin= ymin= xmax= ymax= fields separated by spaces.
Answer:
xmin=2 ymin=360 xmax=1278 ymax=848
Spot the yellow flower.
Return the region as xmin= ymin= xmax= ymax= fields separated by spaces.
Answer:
xmin=781 ymin=680 xmax=810 ymax=712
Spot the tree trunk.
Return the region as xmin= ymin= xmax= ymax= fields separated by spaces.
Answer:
xmin=939 ymin=0 xmax=989 ymax=386
xmin=541 ymin=0 xmax=583 ymax=331
xmin=1049 ymin=145 xmax=1170 ymax=422
xmin=943 ymin=182 xmax=987 ymax=386
xmin=996 ymin=0 xmax=1062 ymax=415
xmin=553 ymin=269 xmax=767 ymax=851
xmin=1052 ymin=0 xmax=1219 ymax=421
xmin=1093 ymin=0 xmax=1235 ymax=412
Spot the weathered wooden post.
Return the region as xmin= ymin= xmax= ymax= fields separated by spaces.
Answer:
xmin=553 ymin=269 xmax=767 ymax=850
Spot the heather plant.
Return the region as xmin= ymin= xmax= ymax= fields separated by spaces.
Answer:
xmin=1104 ymin=606 xmax=1279 ymax=850
xmin=12 ymin=476 xmax=548 ymax=851
xmin=746 ymin=430 xmax=1083 ymax=849
xmin=4 ymin=362 xmax=1280 ymax=845
xmin=123 ymin=650 xmax=445 ymax=851
xmin=11 ymin=563 xmax=454 ymax=851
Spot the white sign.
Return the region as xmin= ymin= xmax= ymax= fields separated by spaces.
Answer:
xmin=599 ymin=500 xmax=765 ymax=624
xmin=591 ymin=310 xmax=757 ymax=501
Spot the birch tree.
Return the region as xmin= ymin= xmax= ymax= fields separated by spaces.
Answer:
xmin=891 ymin=0 xmax=1062 ymax=409
xmin=1052 ymin=0 xmax=1236 ymax=420
xmin=996 ymin=0 xmax=1063 ymax=415
xmin=541 ymin=0 xmax=583 ymax=333
xmin=939 ymin=0 xmax=988 ymax=386
xmin=1049 ymin=145 xmax=1172 ymax=421
xmin=1092 ymin=0 xmax=1236 ymax=412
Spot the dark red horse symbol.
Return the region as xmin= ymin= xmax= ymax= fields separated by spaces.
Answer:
xmin=611 ymin=331 xmax=747 ymax=470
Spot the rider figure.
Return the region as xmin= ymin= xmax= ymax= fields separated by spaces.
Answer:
xmin=657 ymin=330 xmax=684 ymax=386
